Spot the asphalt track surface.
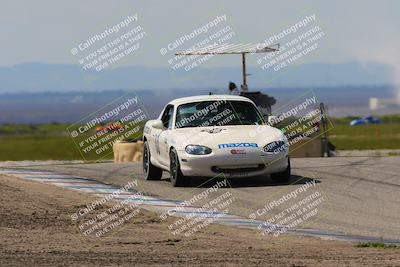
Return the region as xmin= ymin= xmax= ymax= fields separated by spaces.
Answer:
xmin=2 ymin=156 xmax=400 ymax=243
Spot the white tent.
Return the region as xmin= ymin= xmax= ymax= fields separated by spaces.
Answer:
xmin=175 ymin=43 xmax=279 ymax=89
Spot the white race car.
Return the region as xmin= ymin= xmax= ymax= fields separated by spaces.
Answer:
xmin=143 ymin=95 xmax=290 ymax=186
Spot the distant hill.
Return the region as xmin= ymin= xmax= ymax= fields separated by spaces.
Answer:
xmin=0 ymin=86 xmax=397 ymax=123
xmin=0 ymin=61 xmax=397 ymax=123
xmin=0 ymin=61 xmax=394 ymax=93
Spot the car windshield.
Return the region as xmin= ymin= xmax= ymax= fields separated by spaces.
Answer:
xmin=175 ymin=100 xmax=264 ymax=128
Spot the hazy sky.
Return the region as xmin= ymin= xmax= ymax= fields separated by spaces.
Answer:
xmin=1 ymin=0 xmax=399 ymax=72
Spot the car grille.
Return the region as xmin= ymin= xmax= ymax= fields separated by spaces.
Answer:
xmin=211 ymin=164 xmax=265 ymax=174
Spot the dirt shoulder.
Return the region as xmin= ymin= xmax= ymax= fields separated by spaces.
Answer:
xmin=0 ymin=174 xmax=399 ymax=267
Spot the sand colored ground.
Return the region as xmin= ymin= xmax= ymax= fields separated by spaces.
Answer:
xmin=0 ymin=174 xmax=399 ymax=267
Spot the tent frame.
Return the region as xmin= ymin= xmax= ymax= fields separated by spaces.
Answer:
xmin=175 ymin=43 xmax=279 ymax=89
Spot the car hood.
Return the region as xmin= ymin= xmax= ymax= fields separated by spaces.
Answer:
xmin=170 ymin=125 xmax=285 ymax=150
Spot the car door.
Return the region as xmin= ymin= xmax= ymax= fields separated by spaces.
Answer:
xmin=156 ymin=105 xmax=174 ymax=167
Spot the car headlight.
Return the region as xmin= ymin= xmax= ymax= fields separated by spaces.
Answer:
xmin=263 ymin=141 xmax=288 ymax=154
xmin=185 ymin=145 xmax=212 ymax=155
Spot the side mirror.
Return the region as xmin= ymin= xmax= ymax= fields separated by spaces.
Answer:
xmin=268 ymin=115 xmax=278 ymax=126
xmin=151 ymin=120 xmax=164 ymax=129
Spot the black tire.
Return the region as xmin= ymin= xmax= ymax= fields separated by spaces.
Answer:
xmin=169 ymin=148 xmax=189 ymax=187
xmin=270 ymin=157 xmax=291 ymax=183
xmin=143 ymin=140 xmax=162 ymax=180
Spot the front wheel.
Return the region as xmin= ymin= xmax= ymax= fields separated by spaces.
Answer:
xmin=270 ymin=157 xmax=291 ymax=183
xmin=143 ymin=140 xmax=162 ymax=180
xmin=169 ymin=148 xmax=189 ymax=187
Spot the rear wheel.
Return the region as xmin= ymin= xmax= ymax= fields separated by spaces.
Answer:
xmin=270 ymin=157 xmax=291 ymax=183
xmin=143 ymin=140 xmax=162 ymax=180
xmin=169 ymin=148 xmax=189 ymax=187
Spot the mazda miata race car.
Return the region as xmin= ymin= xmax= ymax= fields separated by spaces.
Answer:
xmin=143 ymin=95 xmax=290 ymax=186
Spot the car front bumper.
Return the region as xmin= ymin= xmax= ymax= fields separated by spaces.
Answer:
xmin=178 ymin=149 xmax=289 ymax=178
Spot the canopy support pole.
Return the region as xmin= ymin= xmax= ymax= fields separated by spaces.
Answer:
xmin=241 ymin=53 xmax=247 ymax=87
